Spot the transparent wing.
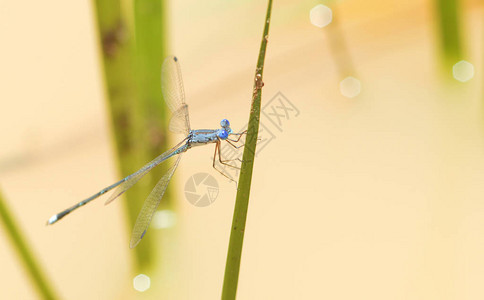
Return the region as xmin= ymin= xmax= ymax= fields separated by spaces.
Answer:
xmin=168 ymin=105 xmax=190 ymax=134
xmin=161 ymin=56 xmax=190 ymax=135
xmin=129 ymin=153 xmax=183 ymax=248
xmin=104 ymin=138 xmax=188 ymax=205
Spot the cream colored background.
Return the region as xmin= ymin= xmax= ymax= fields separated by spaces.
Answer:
xmin=1 ymin=0 xmax=484 ymax=299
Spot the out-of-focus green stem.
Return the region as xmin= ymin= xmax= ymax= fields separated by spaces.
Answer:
xmin=326 ymin=5 xmax=356 ymax=79
xmin=436 ymin=0 xmax=463 ymax=62
xmin=221 ymin=0 xmax=272 ymax=299
xmin=134 ymin=0 xmax=171 ymax=210
xmin=0 ymin=190 xmax=58 ymax=300
xmin=131 ymin=0 xmax=170 ymax=270
xmin=92 ymin=0 xmax=155 ymax=270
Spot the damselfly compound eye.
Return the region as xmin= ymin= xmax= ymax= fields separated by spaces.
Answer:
xmin=217 ymin=129 xmax=229 ymax=139
xmin=220 ymin=119 xmax=230 ymax=128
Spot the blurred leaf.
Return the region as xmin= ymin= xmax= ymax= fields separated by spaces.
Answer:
xmin=131 ymin=0 xmax=171 ymax=270
xmin=134 ymin=0 xmax=171 ymax=210
xmin=0 ymin=189 xmax=58 ymax=300
xmin=436 ymin=0 xmax=463 ymax=63
xmin=92 ymin=0 xmax=166 ymax=270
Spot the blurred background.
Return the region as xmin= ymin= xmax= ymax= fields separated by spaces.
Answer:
xmin=1 ymin=0 xmax=484 ymax=299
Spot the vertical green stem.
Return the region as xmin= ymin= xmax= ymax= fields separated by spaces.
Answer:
xmin=134 ymin=0 xmax=172 ymax=210
xmin=0 ymin=190 xmax=58 ymax=300
xmin=92 ymin=0 xmax=154 ymax=269
xmin=221 ymin=0 xmax=273 ymax=299
xmin=326 ymin=5 xmax=356 ymax=79
xmin=435 ymin=0 xmax=463 ymax=63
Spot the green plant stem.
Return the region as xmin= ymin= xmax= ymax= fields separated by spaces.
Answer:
xmin=134 ymin=0 xmax=172 ymax=212
xmin=92 ymin=0 xmax=155 ymax=270
xmin=0 ymin=190 xmax=58 ymax=300
xmin=221 ymin=0 xmax=273 ymax=299
xmin=326 ymin=5 xmax=356 ymax=79
xmin=436 ymin=0 xmax=463 ymax=62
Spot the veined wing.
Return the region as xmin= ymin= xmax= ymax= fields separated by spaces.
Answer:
xmin=129 ymin=153 xmax=183 ymax=248
xmin=168 ymin=105 xmax=190 ymax=134
xmin=161 ymin=56 xmax=190 ymax=135
xmin=104 ymin=138 xmax=188 ymax=205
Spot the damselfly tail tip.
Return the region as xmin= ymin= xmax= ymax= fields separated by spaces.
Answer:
xmin=46 ymin=214 xmax=58 ymax=225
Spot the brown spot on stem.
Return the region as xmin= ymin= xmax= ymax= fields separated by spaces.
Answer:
xmin=101 ymin=21 xmax=127 ymax=58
